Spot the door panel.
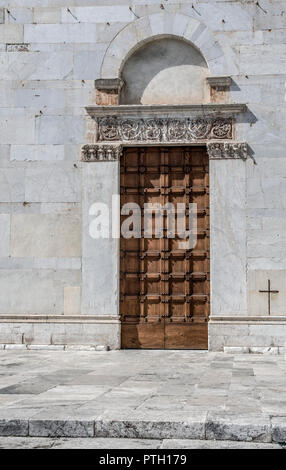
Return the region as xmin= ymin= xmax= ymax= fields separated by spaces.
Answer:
xmin=120 ymin=146 xmax=210 ymax=349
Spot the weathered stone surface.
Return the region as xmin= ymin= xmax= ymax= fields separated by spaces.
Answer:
xmin=206 ymin=413 xmax=271 ymax=443
xmin=0 ymin=117 xmax=35 ymax=144
xmin=0 ymin=350 xmax=285 ymax=442
xmin=0 ymin=25 xmax=24 ymax=43
xmin=0 ymin=169 xmax=25 ymax=202
xmin=94 ymin=419 xmax=205 ymax=440
xmin=10 ymin=145 xmax=65 ymax=162
xmin=0 ymin=269 xmax=80 ymax=315
xmin=95 ymin=345 xmax=110 ymax=352
xmin=28 ymin=345 xmax=64 ymax=351
xmin=11 ymin=214 xmax=81 ymax=258
xmin=0 ymin=420 xmax=28 ymax=437
xmin=25 ymin=165 xmax=81 ymax=203
xmin=210 ymin=159 xmax=247 ymax=317
xmin=29 ymin=419 xmax=94 ymax=438
xmin=64 ymin=345 xmax=96 ymax=351
xmin=33 ymin=8 xmax=61 ymax=24
xmin=0 ymin=52 xmax=73 ymax=81
xmin=64 ymin=286 xmax=81 ymax=315
xmin=24 ymin=24 xmax=98 ymax=43
xmin=4 ymin=344 xmax=26 ymax=350
xmin=161 ymin=439 xmax=282 ymax=449
xmin=250 ymin=347 xmax=279 ymax=355
xmin=0 ymin=321 xmax=119 ymax=348
xmin=73 ymin=46 xmax=106 ymax=80
xmin=35 ymin=116 xmax=85 ymax=145
xmin=61 ymin=6 xmax=133 ymax=24
xmin=0 ymin=436 xmax=163 ymax=449
xmin=81 ymin=162 xmax=119 ymax=317
xmin=0 ymin=214 xmax=10 ymax=257
xmin=224 ymin=347 xmax=250 ymax=354
xmin=0 ymin=437 xmax=283 ymax=449
xmin=271 ymin=417 xmax=286 ymax=443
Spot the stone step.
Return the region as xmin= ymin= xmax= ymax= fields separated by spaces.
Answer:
xmin=0 ymin=416 xmax=285 ymax=443
xmin=0 ymin=437 xmax=284 ymax=450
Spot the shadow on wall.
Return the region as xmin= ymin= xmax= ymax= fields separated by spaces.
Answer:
xmin=120 ymin=37 xmax=210 ymax=105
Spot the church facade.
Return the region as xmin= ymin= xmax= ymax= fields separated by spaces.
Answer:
xmin=0 ymin=0 xmax=285 ymax=353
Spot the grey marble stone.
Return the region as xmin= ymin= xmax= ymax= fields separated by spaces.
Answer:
xmin=0 ymin=341 xmax=286 ymax=442
xmin=271 ymin=417 xmax=286 ymax=443
xmin=29 ymin=419 xmax=94 ymax=438
xmin=94 ymin=418 xmax=205 ymax=440
xmin=0 ymin=419 xmax=28 ymax=437
xmin=206 ymin=413 xmax=271 ymax=442
xmin=0 ymin=437 xmax=284 ymax=449
xmin=161 ymin=439 xmax=283 ymax=449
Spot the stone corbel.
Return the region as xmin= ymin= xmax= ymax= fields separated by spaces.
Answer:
xmin=206 ymin=76 xmax=232 ymax=88
xmin=207 ymin=142 xmax=248 ymax=160
xmin=206 ymin=76 xmax=231 ymax=104
xmin=94 ymin=78 xmax=124 ymax=105
xmin=81 ymin=143 xmax=123 ymax=162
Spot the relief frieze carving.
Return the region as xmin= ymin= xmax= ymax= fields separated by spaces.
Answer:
xmin=81 ymin=144 xmax=123 ymax=162
xmin=81 ymin=141 xmax=248 ymax=162
xmin=97 ymin=117 xmax=233 ymax=143
xmin=207 ymin=142 xmax=248 ymax=160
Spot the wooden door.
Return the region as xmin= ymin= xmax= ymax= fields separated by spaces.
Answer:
xmin=120 ymin=146 xmax=209 ymax=349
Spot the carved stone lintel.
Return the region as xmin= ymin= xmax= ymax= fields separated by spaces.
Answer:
xmin=81 ymin=144 xmax=123 ymax=162
xmin=97 ymin=117 xmax=233 ymax=143
xmin=207 ymin=142 xmax=248 ymax=160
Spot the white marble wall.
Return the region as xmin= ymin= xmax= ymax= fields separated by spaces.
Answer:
xmin=210 ymin=159 xmax=247 ymax=317
xmin=0 ymin=1 xmax=285 ymax=348
xmin=81 ymin=162 xmax=120 ymax=317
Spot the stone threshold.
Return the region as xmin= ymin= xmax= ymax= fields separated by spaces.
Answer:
xmin=0 ymin=416 xmax=285 ymax=443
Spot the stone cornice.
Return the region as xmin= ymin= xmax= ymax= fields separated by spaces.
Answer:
xmin=85 ymin=103 xmax=247 ymax=118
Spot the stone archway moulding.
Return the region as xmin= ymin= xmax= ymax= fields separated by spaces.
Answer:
xmin=100 ymin=12 xmax=227 ymax=78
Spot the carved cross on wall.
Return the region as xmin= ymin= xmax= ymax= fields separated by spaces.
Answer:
xmin=259 ymin=279 xmax=279 ymax=316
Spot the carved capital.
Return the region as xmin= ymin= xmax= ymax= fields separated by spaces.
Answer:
xmin=81 ymin=144 xmax=123 ymax=162
xmin=207 ymin=142 xmax=248 ymax=160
